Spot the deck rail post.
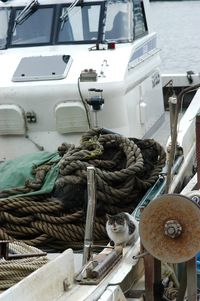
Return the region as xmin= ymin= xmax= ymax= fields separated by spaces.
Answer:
xmin=82 ymin=166 xmax=97 ymax=266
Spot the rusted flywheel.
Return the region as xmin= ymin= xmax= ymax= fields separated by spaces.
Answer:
xmin=139 ymin=194 xmax=200 ymax=263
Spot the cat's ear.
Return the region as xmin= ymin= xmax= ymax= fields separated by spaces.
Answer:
xmin=106 ymin=214 xmax=111 ymax=221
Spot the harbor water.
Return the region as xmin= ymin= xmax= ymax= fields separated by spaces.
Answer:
xmin=150 ymin=1 xmax=200 ymax=73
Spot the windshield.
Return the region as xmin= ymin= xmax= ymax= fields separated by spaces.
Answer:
xmin=58 ymin=4 xmax=102 ymax=43
xmin=0 ymin=0 xmax=147 ymax=49
xmin=1 ymin=3 xmax=103 ymax=48
xmin=11 ymin=7 xmax=54 ymax=45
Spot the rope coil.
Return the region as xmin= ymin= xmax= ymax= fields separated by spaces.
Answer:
xmin=0 ymin=241 xmax=48 ymax=290
xmin=0 ymin=128 xmax=166 ymax=251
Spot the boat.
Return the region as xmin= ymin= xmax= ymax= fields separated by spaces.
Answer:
xmin=0 ymin=0 xmax=167 ymax=159
xmin=0 ymin=0 xmax=200 ymax=300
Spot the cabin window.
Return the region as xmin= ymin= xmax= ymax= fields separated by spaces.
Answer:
xmin=104 ymin=0 xmax=134 ymax=43
xmin=1 ymin=0 xmax=147 ymax=48
xmin=0 ymin=8 xmax=10 ymax=49
xmin=103 ymin=0 xmax=147 ymax=43
xmin=10 ymin=7 xmax=54 ymax=46
xmin=133 ymin=0 xmax=148 ymax=38
xmin=58 ymin=4 xmax=101 ymax=43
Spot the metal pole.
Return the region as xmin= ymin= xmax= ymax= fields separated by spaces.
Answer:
xmin=165 ymin=83 xmax=200 ymax=193
xmin=168 ymin=94 xmax=177 ymax=140
xmin=196 ymin=113 xmax=200 ymax=189
xmin=82 ymin=166 xmax=96 ymax=266
xmin=93 ymin=111 xmax=98 ymax=128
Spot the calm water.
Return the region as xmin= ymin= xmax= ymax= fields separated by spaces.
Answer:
xmin=150 ymin=1 xmax=200 ymax=73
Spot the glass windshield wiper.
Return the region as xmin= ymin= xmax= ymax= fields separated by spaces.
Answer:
xmin=13 ymin=0 xmax=39 ymax=29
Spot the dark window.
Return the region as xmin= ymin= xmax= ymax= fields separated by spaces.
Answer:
xmin=133 ymin=0 xmax=148 ymax=39
xmin=11 ymin=7 xmax=54 ymax=45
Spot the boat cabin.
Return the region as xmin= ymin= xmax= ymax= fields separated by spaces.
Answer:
xmin=0 ymin=0 xmax=164 ymax=160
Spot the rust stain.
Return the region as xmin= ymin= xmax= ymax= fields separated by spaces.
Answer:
xmin=139 ymin=194 xmax=200 ymax=263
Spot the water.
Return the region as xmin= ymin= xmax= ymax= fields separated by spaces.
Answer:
xmin=150 ymin=1 xmax=200 ymax=73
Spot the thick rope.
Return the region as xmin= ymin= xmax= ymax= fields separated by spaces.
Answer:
xmin=55 ymin=129 xmax=166 ymax=209
xmin=0 ymin=128 xmax=166 ymax=250
xmin=164 ymin=283 xmax=178 ymax=300
xmin=0 ymin=241 xmax=48 ymax=290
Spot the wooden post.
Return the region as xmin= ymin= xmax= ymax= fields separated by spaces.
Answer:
xmin=144 ymin=254 xmax=155 ymax=301
xmin=187 ymin=257 xmax=197 ymax=301
xmin=143 ymin=254 xmax=162 ymax=301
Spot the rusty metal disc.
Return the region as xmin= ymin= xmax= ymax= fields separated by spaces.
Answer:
xmin=139 ymin=194 xmax=200 ymax=263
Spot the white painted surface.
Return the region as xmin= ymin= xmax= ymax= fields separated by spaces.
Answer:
xmin=97 ymin=285 xmax=126 ymax=301
xmin=0 ymin=249 xmax=75 ymax=301
xmin=162 ymin=73 xmax=200 ymax=87
xmin=0 ymin=239 xmax=141 ymax=301
xmin=177 ymin=91 xmax=200 ymax=153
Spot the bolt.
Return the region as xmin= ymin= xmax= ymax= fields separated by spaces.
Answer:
xmin=164 ymin=219 xmax=182 ymax=238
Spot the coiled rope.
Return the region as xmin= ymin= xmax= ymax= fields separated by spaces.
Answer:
xmin=0 ymin=241 xmax=48 ymax=290
xmin=0 ymin=128 xmax=166 ymax=250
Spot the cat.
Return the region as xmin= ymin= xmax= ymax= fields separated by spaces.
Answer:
xmin=106 ymin=212 xmax=139 ymax=247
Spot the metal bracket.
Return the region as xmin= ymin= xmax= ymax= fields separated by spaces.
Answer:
xmin=0 ymin=241 xmax=47 ymax=260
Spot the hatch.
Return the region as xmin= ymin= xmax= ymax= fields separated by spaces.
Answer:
xmin=12 ymin=55 xmax=72 ymax=82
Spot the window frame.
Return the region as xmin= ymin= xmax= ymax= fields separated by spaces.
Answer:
xmin=7 ymin=5 xmax=56 ymax=48
xmin=56 ymin=2 xmax=105 ymax=45
xmin=133 ymin=0 xmax=148 ymax=40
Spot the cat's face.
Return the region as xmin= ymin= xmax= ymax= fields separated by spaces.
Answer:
xmin=106 ymin=213 xmax=126 ymax=233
